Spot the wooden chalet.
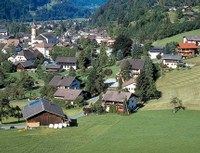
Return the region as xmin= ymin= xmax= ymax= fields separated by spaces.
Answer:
xmin=102 ymin=90 xmax=137 ymax=112
xmin=15 ymin=61 xmax=34 ymax=72
xmin=23 ymin=99 xmax=67 ymax=127
xmin=177 ymin=43 xmax=197 ymax=58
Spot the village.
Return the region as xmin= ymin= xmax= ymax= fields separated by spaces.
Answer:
xmin=0 ymin=19 xmax=200 ymax=129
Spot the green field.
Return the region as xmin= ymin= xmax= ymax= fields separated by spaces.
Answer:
xmin=153 ymin=29 xmax=200 ymax=46
xmin=145 ymin=56 xmax=200 ymax=110
xmin=0 ymin=110 xmax=200 ymax=153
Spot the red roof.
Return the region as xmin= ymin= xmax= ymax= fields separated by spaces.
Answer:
xmin=178 ymin=43 xmax=197 ymax=49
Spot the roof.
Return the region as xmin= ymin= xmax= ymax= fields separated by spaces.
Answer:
xmin=54 ymin=89 xmax=82 ymax=101
xmin=35 ymin=42 xmax=54 ymax=48
xmin=104 ymin=78 xmax=119 ymax=88
xmin=178 ymin=43 xmax=197 ymax=49
xmin=17 ymin=50 xmax=37 ymax=60
xmin=149 ymin=46 xmax=164 ymax=53
xmin=46 ymin=64 xmax=61 ymax=69
xmin=48 ymin=76 xmax=76 ymax=87
xmin=56 ymin=57 xmax=77 ymax=63
xmin=15 ymin=61 xmax=33 ymax=68
xmin=184 ymin=36 xmax=200 ymax=41
xmin=162 ymin=54 xmax=182 ymax=60
xmin=120 ymin=59 xmax=144 ymax=70
xmin=122 ymin=79 xmax=136 ymax=88
xmin=40 ymin=33 xmax=55 ymax=39
xmin=102 ymin=90 xmax=133 ymax=103
xmin=23 ymin=99 xmax=65 ymax=119
xmin=0 ymin=29 xmax=7 ymax=33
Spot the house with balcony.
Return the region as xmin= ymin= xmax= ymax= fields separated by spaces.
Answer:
xmin=176 ymin=43 xmax=197 ymax=58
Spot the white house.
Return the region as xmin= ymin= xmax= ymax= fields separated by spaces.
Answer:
xmin=0 ymin=29 xmax=8 ymax=36
xmin=162 ymin=54 xmax=182 ymax=69
xmin=55 ymin=56 xmax=77 ymax=70
xmin=8 ymin=50 xmax=37 ymax=63
xmin=122 ymin=79 xmax=136 ymax=93
xmin=148 ymin=47 xmax=164 ymax=59
xmin=183 ymin=36 xmax=200 ymax=46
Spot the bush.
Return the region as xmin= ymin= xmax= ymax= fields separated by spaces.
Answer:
xmin=109 ymin=104 xmax=117 ymax=113
xmin=103 ymin=68 xmax=113 ymax=76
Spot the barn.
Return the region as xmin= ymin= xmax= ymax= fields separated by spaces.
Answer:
xmin=23 ymin=98 xmax=67 ymax=128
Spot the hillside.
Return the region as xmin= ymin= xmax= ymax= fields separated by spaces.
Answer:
xmin=144 ymin=56 xmax=200 ymax=110
xmin=0 ymin=0 xmax=106 ymax=21
xmin=153 ymin=29 xmax=200 ymax=46
xmin=91 ymin=0 xmax=200 ymax=42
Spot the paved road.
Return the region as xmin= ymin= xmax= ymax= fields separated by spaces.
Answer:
xmin=0 ymin=125 xmax=26 ymax=130
xmin=70 ymin=112 xmax=85 ymax=119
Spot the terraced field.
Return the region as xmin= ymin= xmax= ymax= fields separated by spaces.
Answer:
xmin=144 ymin=56 xmax=200 ymax=110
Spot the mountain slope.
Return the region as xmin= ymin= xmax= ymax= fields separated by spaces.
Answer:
xmin=0 ymin=0 xmax=106 ymax=21
xmin=91 ymin=0 xmax=200 ymax=42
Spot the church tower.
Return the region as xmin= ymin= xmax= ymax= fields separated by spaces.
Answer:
xmin=31 ymin=23 xmax=36 ymax=44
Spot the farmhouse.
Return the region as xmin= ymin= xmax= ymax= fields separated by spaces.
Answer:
xmin=54 ymin=88 xmax=83 ymax=103
xmin=183 ymin=36 xmax=200 ymax=46
xmin=48 ymin=76 xmax=80 ymax=89
xmin=177 ymin=43 xmax=197 ymax=58
xmin=162 ymin=54 xmax=182 ymax=69
xmin=23 ymin=99 xmax=67 ymax=127
xmin=34 ymin=42 xmax=54 ymax=58
xmin=55 ymin=56 xmax=78 ymax=70
xmin=120 ymin=59 xmax=144 ymax=77
xmin=102 ymin=90 xmax=137 ymax=112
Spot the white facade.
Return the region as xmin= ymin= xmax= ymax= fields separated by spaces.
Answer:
xmin=123 ymin=83 xmax=136 ymax=93
xmin=149 ymin=51 xmax=160 ymax=59
xmin=35 ymin=47 xmax=50 ymax=58
xmin=62 ymin=64 xmax=77 ymax=70
xmin=163 ymin=59 xmax=178 ymax=69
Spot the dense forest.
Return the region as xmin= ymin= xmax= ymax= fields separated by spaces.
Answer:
xmin=0 ymin=0 xmax=104 ymax=21
xmin=91 ymin=0 xmax=200 ymax=42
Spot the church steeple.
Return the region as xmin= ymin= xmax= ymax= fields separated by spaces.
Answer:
xmin=31 ymin=23 xmax=36 ymax=44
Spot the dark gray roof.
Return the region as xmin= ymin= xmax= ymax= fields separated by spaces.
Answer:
xmin=23 ymin=99 xmax=65 ymax=119
xmin=46 ymin=64 xmax=61 ymax=69
xmin=162 ymin=54 xmax=182 ymax=60
xmin=149 ymin=46 xmax=164 ymax=53
xmin=184 ymin=36 xmax=200 ymax=41
xmin=120 ymin=59 xmax=144 ymax=70
xmin=56 ymin=57 xmax=77 ymax=63
xmin=48 ymin=76 xmax=76 ymax=87
xmin=15 ymin=61 xmax=33 ymax=68
xmin=0 ymin=29 xmax=7 ymax=33
xmin=18 ymin=50 xmax=37 ymax=60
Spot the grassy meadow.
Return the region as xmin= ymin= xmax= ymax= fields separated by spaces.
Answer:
xmin=153 ymin=29 xmax=200 ymax=46
xmin=1 ymin=110 xmax=200 ymax=153
xmin=145 ymin=56 xmax=200 ymax=110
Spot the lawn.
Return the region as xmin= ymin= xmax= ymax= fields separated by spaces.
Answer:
xmin=153 ymin=29 xmax=200 ymax=46
xmin=105 ymin=64 xmax=120 ymax=79
xmin=0 ymin=110 xmax=200 ymax=153
xmin=145 ymin=56 xmax=200 ymax=110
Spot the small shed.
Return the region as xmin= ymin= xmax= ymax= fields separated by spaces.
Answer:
xmin=23 ymin=99 xmax=67 ymax=127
